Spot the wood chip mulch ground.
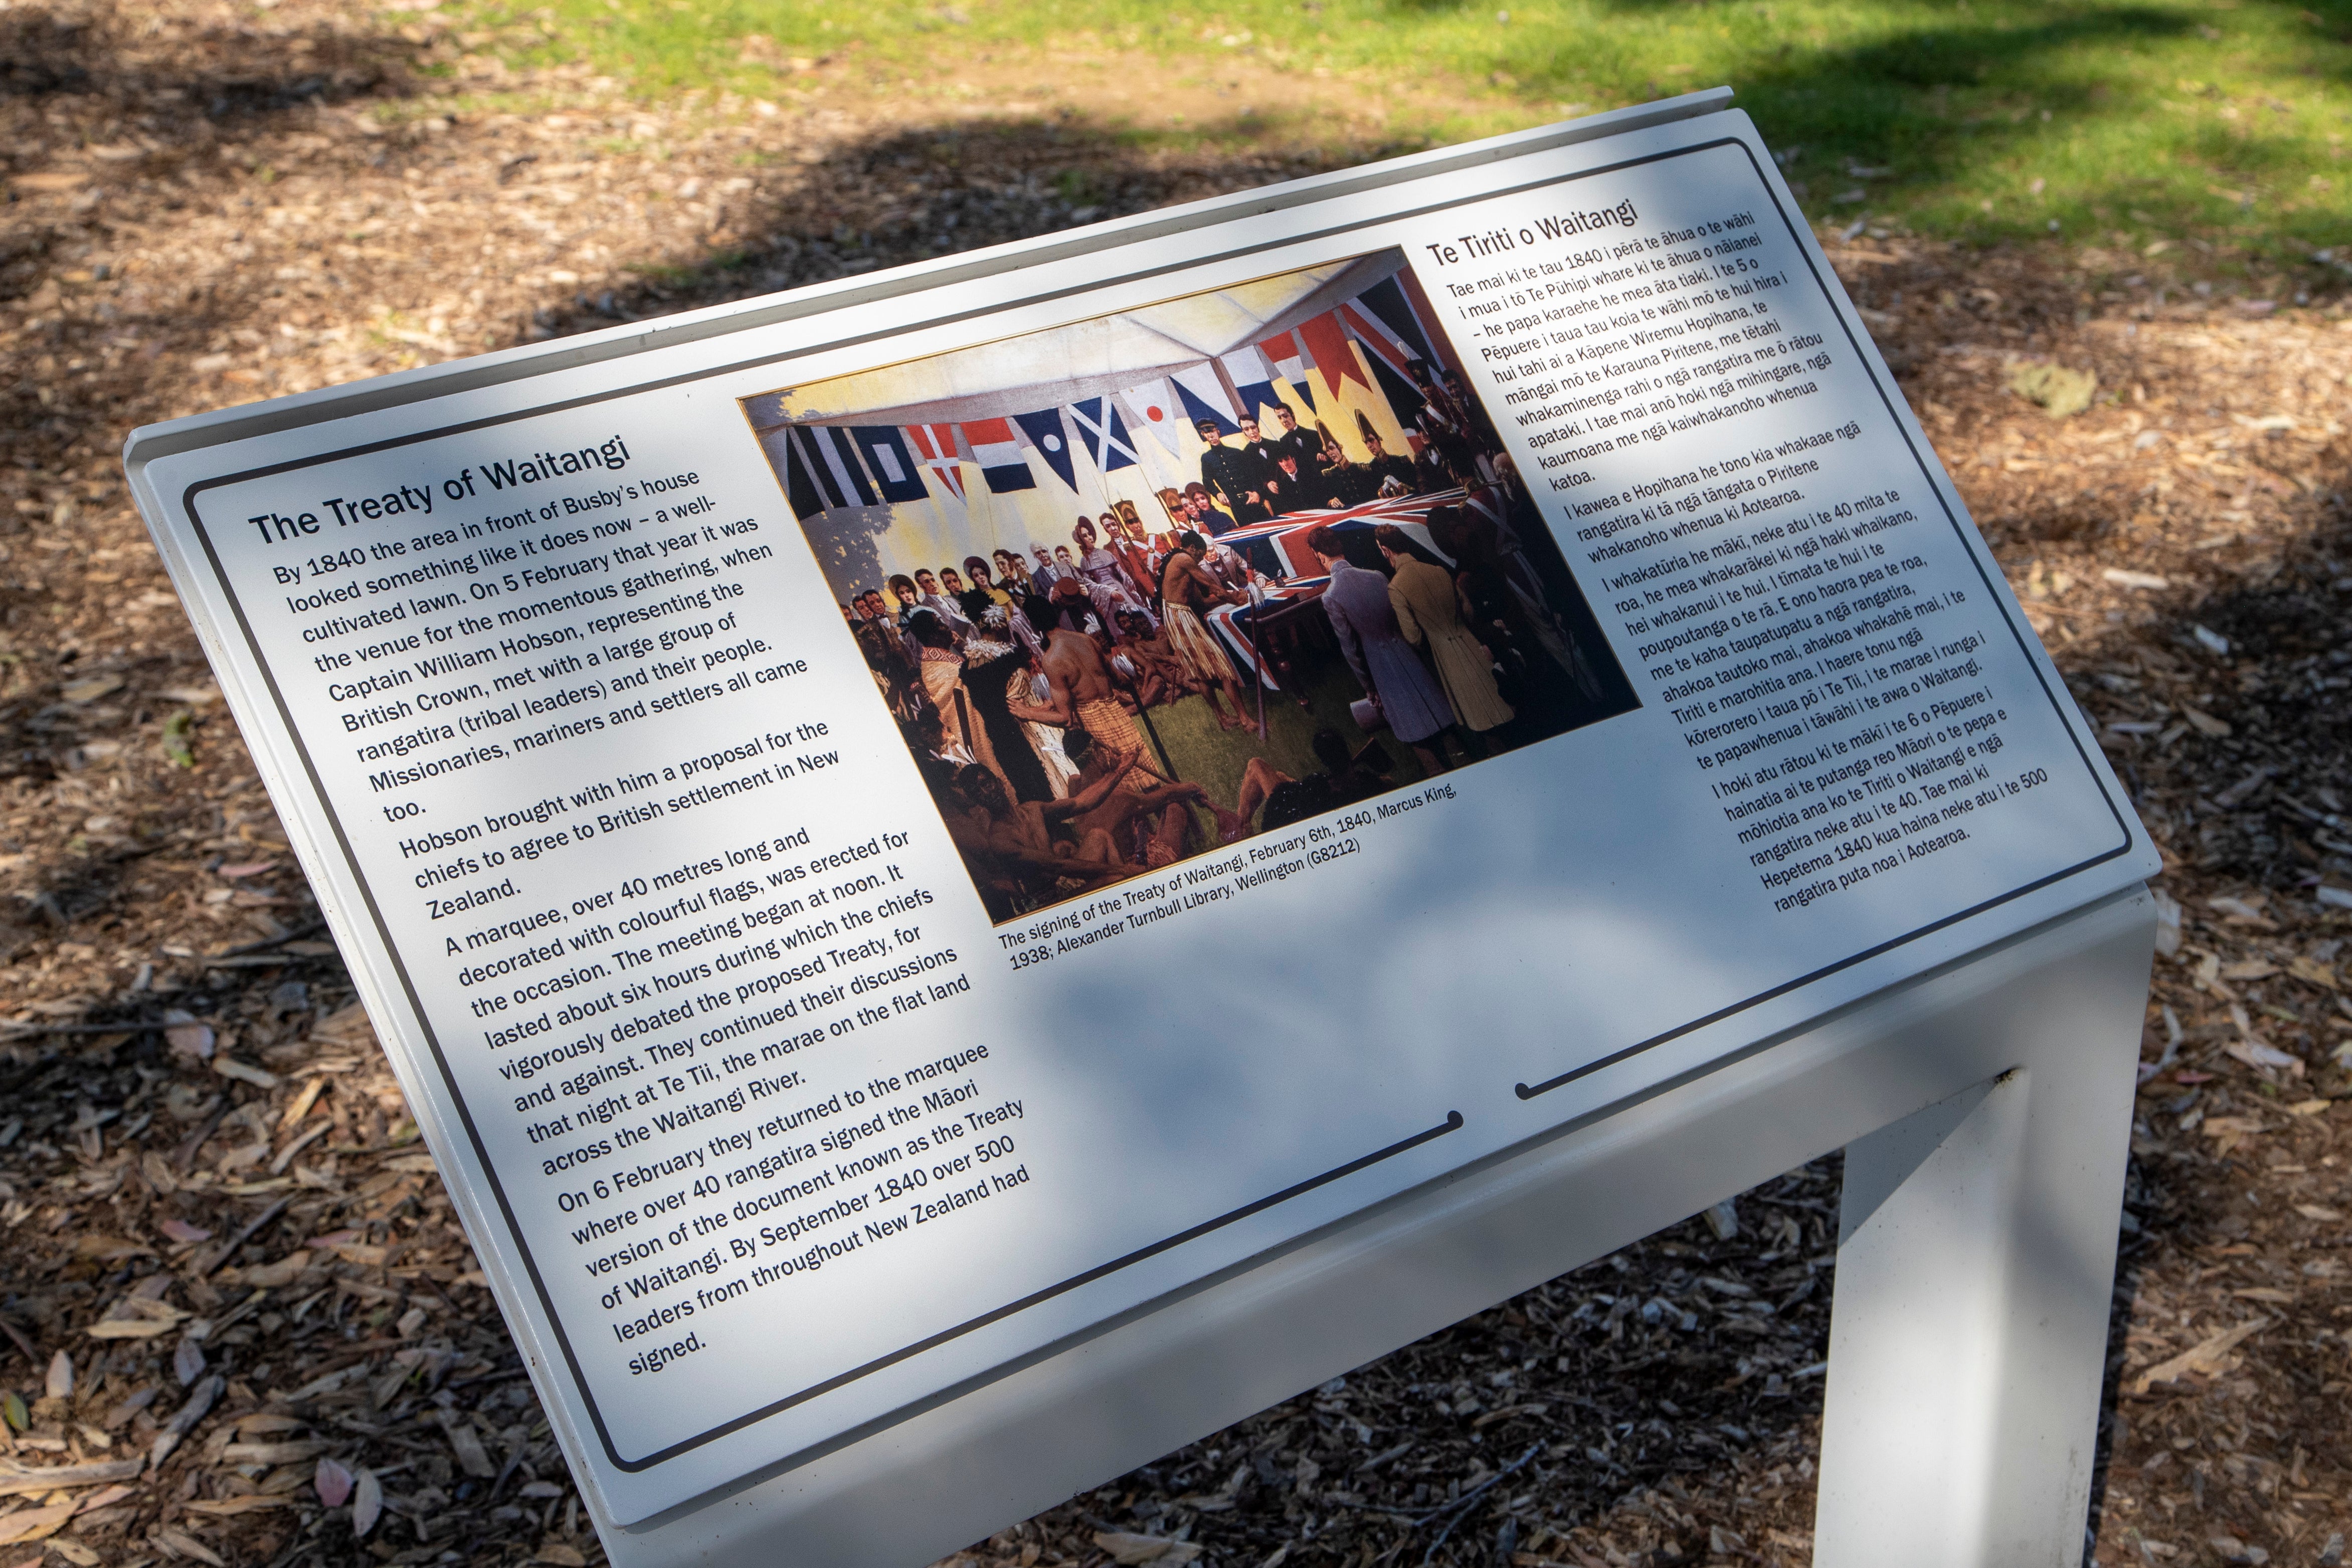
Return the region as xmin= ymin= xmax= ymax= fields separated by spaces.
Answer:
xmin=2 ymin=4 xmax=2347 ymax=1565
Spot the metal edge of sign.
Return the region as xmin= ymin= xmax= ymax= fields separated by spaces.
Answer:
xmin=114 ymin=93 xmax=2156 ymax=1515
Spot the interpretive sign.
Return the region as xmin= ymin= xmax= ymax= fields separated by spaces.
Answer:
xmin=126 ymin=93 xmax=2156 ymax=1555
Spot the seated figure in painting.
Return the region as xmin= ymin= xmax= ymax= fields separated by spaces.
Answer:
xmin=1112 ymin=609 xmax=1199 ymax=703
xmin=1072 ymin=517 xmax=1152 ymax=629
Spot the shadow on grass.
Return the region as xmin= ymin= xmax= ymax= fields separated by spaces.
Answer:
xmin=531 ymin=116 xmax=1395 ymax=330
xmin=1506 ymin=0 xmax=2343 ymax=257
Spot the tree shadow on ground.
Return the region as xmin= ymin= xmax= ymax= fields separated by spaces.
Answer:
xmin=527 ymin=116 xmax=1393 ymax=333
xmin=0 ymin=0 xmax=430 ymax=463
xmin=1533 ymin=0 xmax=2344 ymax=257
xmin=2050 ymin=426 xmax=2352 ymax=1561
xmin=0 ymin=0 xmax=413 ymax=116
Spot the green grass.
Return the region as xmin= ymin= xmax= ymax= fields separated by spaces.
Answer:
xmin=1147 ymin=661 xmax=1437 ymax=833
xmin=428 ymin=0 xmax=2350 ymax=266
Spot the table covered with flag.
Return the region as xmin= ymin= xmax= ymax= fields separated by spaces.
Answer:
xmin=1199 ymin=488 xmax=1465 ymax=688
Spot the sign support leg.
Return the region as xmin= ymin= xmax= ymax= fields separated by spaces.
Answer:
xmin=1812 ymin=927 xmax=2149 ymax=1568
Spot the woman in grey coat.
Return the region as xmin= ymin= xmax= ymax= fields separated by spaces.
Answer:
xmin=1307 ymin=525 xmax=1455 ymax=776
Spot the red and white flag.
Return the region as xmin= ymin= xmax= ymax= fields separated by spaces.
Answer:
xmin=904 ymin=423 xmax=966 ymax=501
xmin=958 ymin=417 xmax=1038 ymax=494
xmin=1116 ymin=378 xmax=1189 ymax=456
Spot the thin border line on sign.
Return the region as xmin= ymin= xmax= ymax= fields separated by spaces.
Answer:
xmin=168 ymin=133 xmax=2134 ymax=1476
xmin=1511 ymin=138 xmax=2133 ymax=1099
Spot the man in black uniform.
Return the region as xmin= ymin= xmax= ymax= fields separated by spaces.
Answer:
xmin=1319 ymin=441 xmax=1379 ymax=508
xmin=1236 ymin=416 xmax=1300 ymax=517
xmin=1197 ymin=418 xmax=1276 ymax=525
xmin=1267 ymin=406 xmax=1326 ymax=495
xmin=1412 ymin=439 xmax=1455 ymax=496
xmin=1444 ymin=368 xmax=1502 ymax=456
xmin=1269 ymin=453 xmax=1313 ymax=516
xmin=1362 ymin=432 xmax=1419 ymax=496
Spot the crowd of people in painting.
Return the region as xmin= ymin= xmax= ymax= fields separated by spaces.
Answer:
xmin=837 ymin=363 xmax=1611 ymax=921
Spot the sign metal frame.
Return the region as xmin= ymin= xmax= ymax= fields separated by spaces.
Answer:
xmin=124 ymin=91 xmax=2153 ymax=1568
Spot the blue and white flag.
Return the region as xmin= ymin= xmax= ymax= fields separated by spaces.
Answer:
xmin=1066 ymin=397 xmax=1139 ymax=473
xmin=1168 ymin=362 xmax=1240 ymax=437
xmin=847 ymin=426 xmax=930 ymax=505
xmin=1011 ymin=408 xmax=1078 ymax=492
xmin=1355 ymin=276 xmax=1439 ymax=364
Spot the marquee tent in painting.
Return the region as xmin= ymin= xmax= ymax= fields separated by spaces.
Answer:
xmin=739 ymin=251 xmax=1465 ymax=600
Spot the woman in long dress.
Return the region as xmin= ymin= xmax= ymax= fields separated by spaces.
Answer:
xmin=1305 ymin=525 xmax=1456 ymax=776
xmin=1073 ymin=517 xmax=1152 ymax=630
xmin=1376 ymin=523 xmax=1513 ymax=741
xmin=962 ymin=555 xmax=1015 ymax=612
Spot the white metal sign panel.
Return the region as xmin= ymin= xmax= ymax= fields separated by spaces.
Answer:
xmin=126 ymin=100 xmax=2154 ymax=1527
